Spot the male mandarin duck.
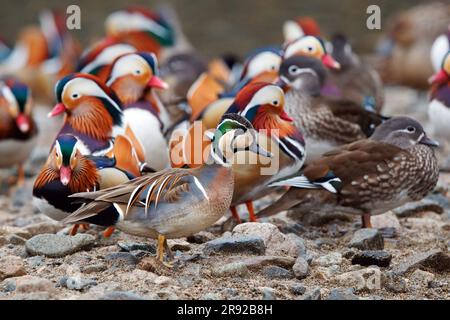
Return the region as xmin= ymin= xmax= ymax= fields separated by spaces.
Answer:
xmin=278 ymin=55 xmax=386 ymax=163
xmin=259 ymin=117 xmax=439 ymax=229
xmin=62 ymin=114 xmax=272 ymax=265
xmin=0 ymin=78 xmax=37 ymax=185
xmin=328 ymin=34 xmax=384 ymax=113
xmin=105 ymin=52 xmax=171 ymax=170
xmin=431 ymin=25 xmax=450 ymax=73
xmin=33 ymin=134 xmax=141 ymax=236
xmin=428 ymin=51 xmax=450 ymax=140
xmin=283 ymin=16 xmax=322 ymax=44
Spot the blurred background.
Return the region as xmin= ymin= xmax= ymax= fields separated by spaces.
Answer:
xmin=0 ymin=0 xmax=432 ymax=57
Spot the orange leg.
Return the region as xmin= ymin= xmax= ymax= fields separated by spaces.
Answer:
xmin=230 ymin=206 xmax=242 ymax=224
xmin=17 ymin=164 xmax=25 ymax=187
xmin=103 ymin=227 xmax=116 ymax=238
xmin=361 ymin=213 xmax=372 ymax=228
xmin=246 ymin=201 xmax=258 ymax=222
xmin=69 ymin=224 xmax=80 ymax=236
xmin=80 ymin=224 xmax=90 ymax=230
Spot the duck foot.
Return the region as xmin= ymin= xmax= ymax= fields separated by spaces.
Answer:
xmin=103 ymin=226 xmax=115 ymax=238
xmin=246 ymin=201 xmax=258 ymax=222
xmin=156 ymin=234 xmax=174 ymax=269
xmin=361 ymin=213 xmax=372 ymax=228
xmin=230 ymin=206 xmax=242 ymax=224
xmin=69 ymin=224 xmax=80 ymax=236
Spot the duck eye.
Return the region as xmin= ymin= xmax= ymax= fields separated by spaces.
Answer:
xmin=307 ymin=46 xmax=314 ymax=52
xmin=134 ymin=69 xmax=142 ymax=75
xmin=273 ymin=100 xmax=279 ymax=106
xmin=72 ymin=93 xmax=79 ymax=99
xmin=288 ymin=66 xmax=299 ymax=74
xmin=406 ymin=126 xmax=415 ymax=133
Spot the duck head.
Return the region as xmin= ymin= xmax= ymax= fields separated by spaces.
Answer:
xmin=283 ymin=35 xmax=340 ymax=70
xmin=239 ymin=48 xmax=282 ymax=85
xmin=1 ymin=78 xmax=33 ymax=134
xmin=49 ymin=73 xmax=123 ymax=140
xmin=106 ymin=52 xmax=168 ymax=105
xmin=210 ymin=113 xmax=272 ymax=166
xmin=278 ymin=55 xmax=327 ymax=95
xmin=429 ymin=51 xmax=450 ymax=86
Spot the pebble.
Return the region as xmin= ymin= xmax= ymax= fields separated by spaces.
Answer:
xmin=262 ymin=287 xmax=276 ymax=300
xmin=0 ymin=255 xmax=27 ymax=280
xmin=290 ymin=284 xmax=306 ymax=295
xmin=201 ymin=293 xmax=221 ymax=300
xmin=117 ymin=242 xmax=156 ymax=254
xmin=25 ymin=233 xmax=95 ymax=258
xmin=313 ymin=252 xmax=342 ymax=267
xmin=168 ymin=239 xmax=191 ymax=252
xmin=232 ymin=223 xmax=304 ymax=258
xmin=13 ymin=276 xmax=55 ymax=294
xmin=203 ymin=235 xmax=265 ymax=255
xmin=336 ymin=267 xmax=382 ymax=292
xmin=26 ymin=256 xmax=44 ymax=268
xmin=292 ymin=256 xmax=309 ymax=279
xmin=60 ymin=276 xmax=97 ymax=290
xmin=348 ymin=229 xmax=384 ymax=250
xmin=351 ymin=250 xmax=392 ymax=267
xmin=263 ymin=266 xmax=294 ymax=279
xmin=327 ymin=288 xmax=359 ymax=300
xmin=410 ymin=269 xmax=435 ymax=286
xmin=302 ymin=287 xmax=321 ymax=300
xmin=238 ymin=256 xmax=295 ymax=270
xmin=105 ymin=252 xmax=139 ymax=267
xmin=392 ymin=249 xmax=450 ymax=274
xmin=212 ymin=262 xmax=249 ymax=277
xmin=99 ymin=291 xmax=146 ymax=300
xmin=382 ymin=272 xmax=407 ymax=293
xmin=186 ymin=231 xmax=215 ymax=244
xmin=81 ymin=263 xmax=107 ymax=274
xmin=156 ymin=290 xmax=178 ymax=300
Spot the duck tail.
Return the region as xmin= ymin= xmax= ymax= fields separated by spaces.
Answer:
xmin=113 ymin=134 xmax=141 ymax=178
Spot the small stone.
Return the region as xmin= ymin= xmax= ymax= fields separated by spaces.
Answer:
xmin=342 ymin=249 xmax=356 ymax=259
xmin=99 ymin=291 xmax=146 ymax=300
xmin=105 ymin=252 xmax=139 ymax=267
xmin=348 ymin=229 xmax=384 ymax=250
xmin=293 ymin=256 xmax=309 ymax=279
xmin=392 ymin=249 xmax=450 ymax=274
xmin=302 ymin=287 xmax=321 ymax=300
xmin=14 ymin=276 xmax=54 ymax=293
xmin=262 ymin=287 xmax=276 ymax=300
xmin=263 ymin=266 xmax=294 ymax=279
xmin=382 ymin=272 xmax=407 ymax=293
xmin=203 ymin=235 xmax=265 ymax=255
xmin=168 ymin=239 xmax=191 ymax=252
xmin=336 ymin=267 xmax=382 ymax=292
xmin=212 ymin=262 xmax=249 ymax=277
xmin=117 ymin=242 xmax=156 ymax=254
xmin=201 ymin=293 xmax=221 ymax=300
xmin=62 ymin=276 xmax=97 ymax=290
xmin=351 ymin=250 xmax=392 ymax=267
xmin=7 ymin=234 xmax=27 ymax=245
xmin=154 ymin=276 xmax=172 ymax=286
xmin=377 ymin=227 xmax=397 ymax=238
xmin=81 ymin=263 xmax=107 ymax=274
xmin=290 ymin=284 xmax=306 ymax=295
xmin=0 ymin=255 xmax=27 ymax=280
xmin=238 ymin=256 xmax=295 ymax=270
xmin=26 ymin=256 xmax=44 ymax=268
xmin=313 ymin=252 xmax=342 ymax=267
xmin=327 ymin=288 xmax=359 ymax=300
xmin=315 ymin=265 xmax=341 ymax=280
xmin=156 ymin=290 xmax=178 ymax=300
xmin=428 ymin=280 xmax=448 ymax=289
xmin=25 ymin=233 xmax=95 ymax=258
xmin=410 ymin=269 xmax=435 ymax=286
xmin=186 ymin=232 xmax=215 ymax=244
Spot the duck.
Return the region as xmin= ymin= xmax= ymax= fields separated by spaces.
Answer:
xmin=33 ymin=134 xmax=141 ymax=237
xmin=431 ymin=25 xmax=450 ymax=72
xmin=105 ymin=52 xmax=171 ymax=170
xmin=283 ymin=16 xmax=322 ymax=44
xmin=428 ymin=51 xmax=450 ymax=140
xmin=0 ymin=78 xmax=37 ymax=186
xmin=279 ymin=55 xmax=386 ymax=163
xmin=259 ymin=117 xmax=439 ymax=228
xmin=327 ymin=33 xmax=384 ymax=113
xmin=61 ymin=113 xmax=272 ymax=265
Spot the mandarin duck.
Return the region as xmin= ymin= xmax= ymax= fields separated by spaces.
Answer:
xmin=62 ymin=114 xmax=272 ymax=265
xmin=105 ymin=52 xmax=171 ymax=170
xmin=431 ymin=25 xmax=450 ymax=73
xmin=0 ymin=78 xmax=37 ymax=185
xmin=428 ymin=51 xmax=450 ymax=140
xmin=33 ymin=134 xmax=142 ymax=236
xmin=259 ymin=117 xmax=439 ymax=228
xmin=279 ymin=55 xmax=386 ymax=163
xmin=328 ymin=34 xmax=384 ymax=113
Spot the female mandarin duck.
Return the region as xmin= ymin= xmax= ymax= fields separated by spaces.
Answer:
xmin=428 ymin=51 xmax=450 ymax=140
xmin=259 ymin=117 xmax=439 ymax=229
xmin=33 ymin=134 xmax=141 ymax=236
xmin=62 ymin=114 xmax=272 ymax=266
xmin=278 ymin=55 xmax=385 ymax=163
xmin=106 ymin=52 xmax=170 ymax=170
xmin=0 ymin=78 xmax=37 ymax=185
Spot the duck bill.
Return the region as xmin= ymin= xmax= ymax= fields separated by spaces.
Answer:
xmin=147 ymin=76 xmax=169 ymax=90
xmin=322 ymin=54 xmax=341 ymax=70
xmin=48 ymin=103 xmax=66 ymax=118
xmin=59 ymin=166 xmax=72 ymax=186
xmin=16 ymin=114 xmax=30 ymax=133
xmin=248 ymin=142 xmax=273 ymax=158
xmin=428 ymin=70 xmax=448 ymax=86
xmin=279 ymin=110 xmax=293 ymax=122
xmin=420 ymin=135 xmax=440 ymax=148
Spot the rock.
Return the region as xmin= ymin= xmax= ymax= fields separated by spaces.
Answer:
xmin=393 ymin=199 xmax=443 ymax=217
xmin=99 ymin=291 xmax=146 ymax=300
xmin=232 ymin=223 xmax=303 ymax=258
xmin=7 ymin=234 xmax=27 ymax=245
xmin=26 ymin=256 xmax=44 ymax=268
xmin=201 ymin=293 xmax=221 ymax=300
xmin=293 ymin=256 xmax=309 ymax=279
xmin=410 ymin=269 xmax=435 ymax=286
xmin=286 ymin=233 xmax=307 ymax=256
xmin=336 ymin=267 xmax=382 ymax=291
xmin=105 ymin=252 xmax=139 ymax=267
xmin=290 ymin=284 xmax=306 ymax=295
xmin=371 ymin=212 xmax=401 ymax=230
xmin=348 ymin=229 xmax=384 ymax=250
xmin=168 ymin=239 xmax=191 ymax=252
xmin=351 ymin=250 xmax=392 ymax=267
xmin=25 ymin=233 xmax=95 ymax=258
xmin=81 ymin=263 xmax=107 ymax=274
xmin=0 ymin=236 xmax=7 ymax=247
xmin=327 ymin=288 xmax=359 ymax=300
xmin=392 ymin=249 xmax=450 ymax=274
xmin=315 ymin=265 xmax=341 ymax=280
xmin=382 ymin=272 xmax=407 ymax=293
xmin=117 ymin=242 xmax=156 ymax=254
xmin=263 ymin=266 xmax=294 ymax=279
xmin=313 ymin=252 xmax=343 ymax=267
xmin=262 ymin=287 xmax=276 ymax=300
xmin=238 ymin=256 xmax=295 ymax=270
xmin=24 ymin=221 xmax=63 ymax=236
xmin=156 ymin=289 xmax=179 ymax=300
xmin=186 ymin=231 xmax=215 ymax=244
xmin=154 ymin=276 xmax=172 ymax=286
xmin=342 ymin=249 xmax=356 ymax=260
xmin=212 ymin=262 xmax=249 ymax=277
xmin=61 ymin=276 xmax=97 ymax=290
xmin=0 ymin=255 xmax=27 ymax=280
xmin=302 ymin=287 xmax=321 ymax=300
xmin=377 ymin=227 xmax=397 ymax=239
xmin=14 ymin=276 xmax=54 ymax=293
xmin=203 ymin=235 xmax=265 ymax=255
xmin=428 ymin=280 xmax=448 ymax=289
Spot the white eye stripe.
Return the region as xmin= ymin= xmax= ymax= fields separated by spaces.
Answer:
xmin=241 ymin=86 xmax=284 ymax=117
xmin=80 ymin=44 xmax=136 ymax=74
xmin=106 ymin=54 xmax=150 ymax=86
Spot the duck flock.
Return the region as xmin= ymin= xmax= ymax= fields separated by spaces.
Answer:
xmin=0 ymin=3 xmax=450 ymax=267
